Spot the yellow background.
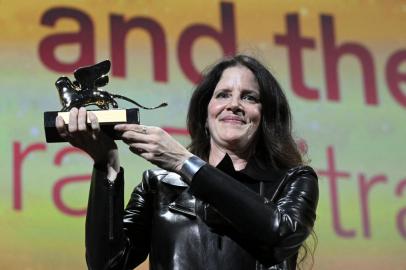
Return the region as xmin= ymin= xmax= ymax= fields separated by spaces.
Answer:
xmin=1 ymin=1 xmax=405 ymax=269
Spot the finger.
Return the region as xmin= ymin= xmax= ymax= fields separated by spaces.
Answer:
xmin=114 ymin=124 xmax=138 ymax=131
xmin=127 ymin=142 xmax=152 ymax=153
xmin=129 ymin=145 xmax=143 ymax=155
xmin=138 ymin=151 xmax=155 ymax=161
xmin=87 ymin=112 xmax=100 ymax=140
xmin=88 ymin=112 xmax=100 ymax=132
xmin=129 ymin=146 xmax=154 ymax=160
xmin=68 ymin=107 xmax=79 ymax=133
xmin=56 ymin=116 xmax=69 ymax=139
xmin=115 ymin=124 xmax=149 ymax=134
xmin=121 ymin=130 xmax=150 ymax=143
xmin=55 ymin=115 xmax=65 ymax=130
xmin=77 ymin=107 xmax=88 ymax=132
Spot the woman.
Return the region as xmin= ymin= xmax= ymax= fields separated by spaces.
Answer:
xmin=56 ymin=55 xmax=318 ymax=270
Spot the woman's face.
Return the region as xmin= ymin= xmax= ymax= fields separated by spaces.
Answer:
xmin=207 ymin=65 xmax=262 ymax=153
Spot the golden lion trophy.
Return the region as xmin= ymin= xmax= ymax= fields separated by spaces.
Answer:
xmin=44 ymin=60 xmax=167 ymax=142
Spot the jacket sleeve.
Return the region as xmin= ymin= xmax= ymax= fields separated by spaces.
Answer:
xmin=189 ymin=165 xmax=318 ymax=265
xmin=85 ymin=166 xmax=153 ymax=270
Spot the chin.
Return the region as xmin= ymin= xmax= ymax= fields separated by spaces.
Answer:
xmin=220 ymin=136 xmax=247 ymax=147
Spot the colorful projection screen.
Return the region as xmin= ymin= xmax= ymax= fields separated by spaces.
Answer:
xmin=1 ymin=1 xmax=405 ymax=269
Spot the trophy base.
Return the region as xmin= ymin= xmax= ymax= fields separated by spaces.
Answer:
xmin=44 ymin=108 xmax=140 ymax=143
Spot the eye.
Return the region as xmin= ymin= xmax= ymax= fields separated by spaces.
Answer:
xmin=215 ymin=91 xmax=230 ymax=99
xmin=242 ymin=93 xmax=260 ymax=103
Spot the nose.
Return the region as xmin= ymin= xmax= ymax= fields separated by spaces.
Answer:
xmin=226 ymin=95 xmax=243 ymax=113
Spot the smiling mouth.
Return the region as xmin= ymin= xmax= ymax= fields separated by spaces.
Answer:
xmin=221 ymin=117 xmax=246 ymax=124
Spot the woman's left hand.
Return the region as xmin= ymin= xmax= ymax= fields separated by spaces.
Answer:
xmin=114 ymin=124 xmax=193 ymax=172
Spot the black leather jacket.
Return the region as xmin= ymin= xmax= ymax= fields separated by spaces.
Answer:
xmin=85 ymin=155 xmax=318 ymax=270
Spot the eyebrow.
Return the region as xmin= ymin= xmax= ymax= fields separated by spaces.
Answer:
xmin=241 ymin=89 xmax=260 ymax=94
xmin=214 ymin=88 xmax=260 ymax=93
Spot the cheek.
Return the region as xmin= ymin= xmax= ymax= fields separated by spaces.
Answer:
xmin=256 ymin=113 xmax=262 ymax=124
xmin=207 ymin=101 xmax=214 ymax=117
xmin=207 ymin=100 xmax=224 ymax=119
xmin=206 ymin=102 xmax=217 ymax=129
xmin=249 ymin=107 xmax=262 ymax=124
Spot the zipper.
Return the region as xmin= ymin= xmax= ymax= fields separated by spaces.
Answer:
xmin=260 ymin=181 xmax=264 ymax=196
xmin=107 ymin=179 xmax=114 ymax=241
xmin=168 ymin=203 xmax=196 ymax=218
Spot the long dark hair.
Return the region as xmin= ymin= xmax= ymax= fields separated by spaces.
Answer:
xmin=187 ymin=54 xmax=302 ymax=169
xmin=187 ymin=54 xmax=316 ymax=268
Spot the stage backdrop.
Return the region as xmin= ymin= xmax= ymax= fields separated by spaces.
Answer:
xmin=1 ymin=1 xmax=405 ymax=269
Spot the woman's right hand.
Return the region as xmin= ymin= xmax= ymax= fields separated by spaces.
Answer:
xmin=55 ymin=107 xmax=120 ymax=178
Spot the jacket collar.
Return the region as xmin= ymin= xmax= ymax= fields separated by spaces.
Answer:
xmin=216 ymin=153 xmax=284 ymax=182
xmin=165 ymin=154 xmax=284 ymax=219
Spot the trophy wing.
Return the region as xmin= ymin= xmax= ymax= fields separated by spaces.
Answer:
xmin=73 ymin=60 xmax=111 ymax=90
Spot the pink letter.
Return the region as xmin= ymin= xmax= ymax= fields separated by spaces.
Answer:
xmin=13 ymin=141 xmax=47 ymax=210
xmin=395 ymin=178 xmax=406 ymax=238
xmin=52 ymin=146 xmax=90 ymax=216
xmin=386 ymin=50 xmax=406 ymax=107
xmin=39 ymin=7 xmax=95 ymax=72
xmin=318 ymin=146 xmax=355 ymax=237
xmin=275 ymin=14 xmax=318 ymax=100
xmin=358 ymin=173 xmax=387 ymax=238
xmin=321 ymin=15 xmax=378 ymax=105
xmin=110 ymin=14 xmax=167 ymax=81
xmin=178 ymin=2 xmax=236 ymax=83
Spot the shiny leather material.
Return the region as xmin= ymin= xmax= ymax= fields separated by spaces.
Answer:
xmin=85 ymin=162 xmax=318 ymax=270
